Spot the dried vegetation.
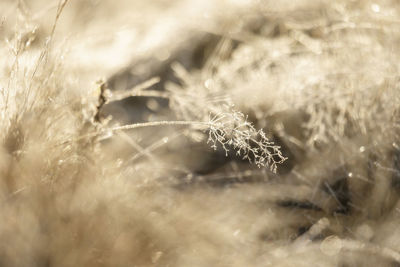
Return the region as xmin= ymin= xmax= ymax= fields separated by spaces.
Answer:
xmin=1 ymin=0 xmax=400 ymax=266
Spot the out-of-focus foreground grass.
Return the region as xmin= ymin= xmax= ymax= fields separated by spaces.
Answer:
xmin=1 ymin=0 xmax=400 ymax=266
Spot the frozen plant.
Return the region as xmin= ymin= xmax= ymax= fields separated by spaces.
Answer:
xmin=102 ymin=105 xmax=286 ymax=173
xmin=104 ymin=69 xmax=287 ymax=172
xmin=207 ymin=108 xmax=287 ymax=172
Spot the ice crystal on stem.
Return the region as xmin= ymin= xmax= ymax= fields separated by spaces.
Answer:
xmin=207 ymin=109 xmax=287 ymax=172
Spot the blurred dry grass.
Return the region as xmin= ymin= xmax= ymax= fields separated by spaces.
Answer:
xmin=1 ymin=0 xmax=400 ymax=266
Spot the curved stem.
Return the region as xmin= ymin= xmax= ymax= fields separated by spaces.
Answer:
xmin=110 ymin=120 xmax=209 ymax=131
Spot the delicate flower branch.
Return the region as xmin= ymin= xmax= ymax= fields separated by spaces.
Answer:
xmin=207 ymin=110 xmax=287 ymax=172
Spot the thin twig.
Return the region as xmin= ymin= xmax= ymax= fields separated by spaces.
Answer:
xmin=109 ymin=77 xmax=161 ymax=102
xmin=110 ymin=120 xmax=209 ymax=131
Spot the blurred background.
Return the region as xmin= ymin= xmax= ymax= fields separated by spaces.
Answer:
xmin=1 ymin=0 xmax=400 ymax=266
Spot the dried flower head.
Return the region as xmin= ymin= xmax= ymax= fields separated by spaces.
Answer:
xmin=207 ymin=108 xmax=287 ymax=172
